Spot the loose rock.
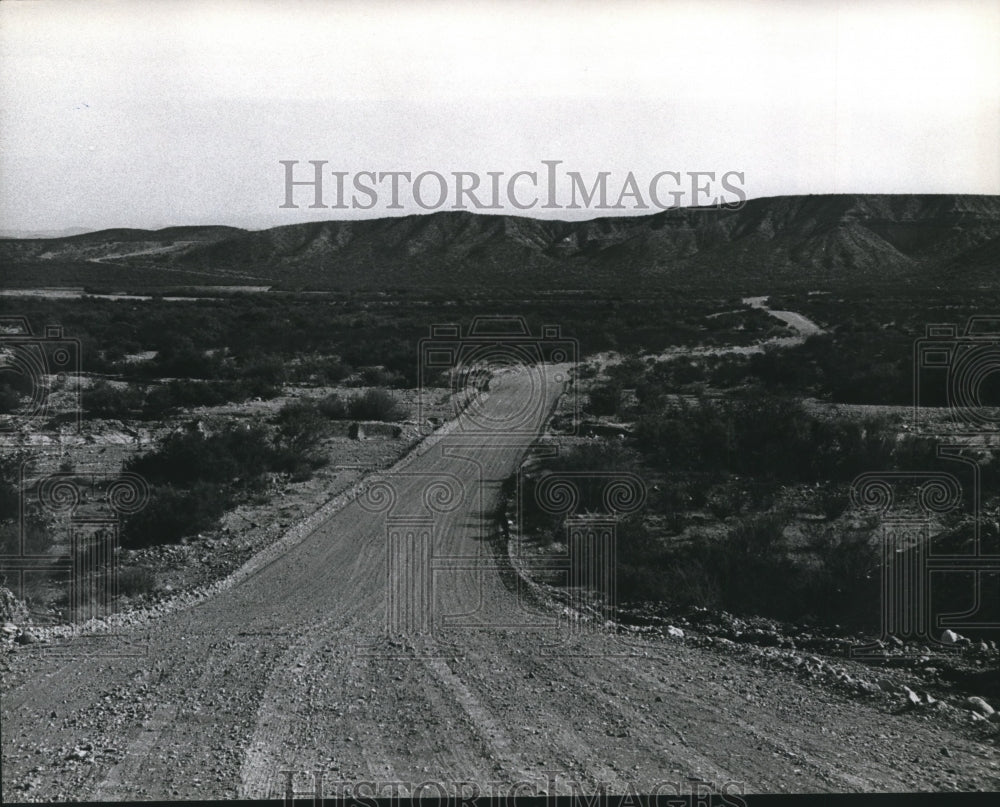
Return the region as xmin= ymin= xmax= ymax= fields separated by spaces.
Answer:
xmin=966 ymin=697 xmax=994 ymax=717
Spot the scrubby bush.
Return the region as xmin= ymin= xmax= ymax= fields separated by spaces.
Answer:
xmin=121 ymin=482 xmax=232 ymax=548
xmin=356 ymin=366 xmax=406 ymax=388
xmin=348 ymin=388 xmax=408 ymax=421
xmin=241 ymin=354 xmax=287 ymax=392
xmin=0 ymin=451 xmax=27 ymax=522
xmin=586 ymin=382 xmax=621 ymax=417
xmin=634 ymin=391 xmax=937 ymax=484
xmin=141 ymin=378 xmax=278 ymax=417
xmin=612 ymin=512 xmax=883 ymax=628
xmin=317 ymin=393 xmax=348 ymax=419
xmin=127 ymin=424 xmax=277 ymax=489
xmin=0 ymin=384 xmax=22 ymax=415
xmin=121 ymin=414 xmax=334 ymax=546
xmin=272 ymin=401 xmax=330 ymax=480
xmin=85 ymin=381 xmax=145 ymax=419
xmin=292 ymin=356 xmax=352 ymax=384
xmin=274 ymin=400 xmax=332 ymax=454
xmin=116 ymin=566 xmax=157 ymax=597
xmin=144 ymin=337 xmax=226 ymax=379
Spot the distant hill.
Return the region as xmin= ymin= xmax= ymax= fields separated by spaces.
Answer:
xmin=0 ymin=226 xmax=94 ymax=240
xmin=2 ymin=195 xmax=998 ymax=291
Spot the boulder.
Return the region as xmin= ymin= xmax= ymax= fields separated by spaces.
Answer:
xmin=966 ymin=696 xmax=994 ymax=717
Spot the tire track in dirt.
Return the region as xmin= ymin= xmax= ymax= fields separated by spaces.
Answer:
xmin=5 ymin=362 xmax=1000 ymax=798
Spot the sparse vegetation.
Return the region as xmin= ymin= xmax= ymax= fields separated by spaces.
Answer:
xmin=347 ymin=388 xmax=408 ymax=421
xmin=523 ymin=376 xmax=981 ymax=631
xmin=9 ymin=284 xmax=1000 ymax=635
xmin=116 ymin=566 xmax=158 ymax=597
xmin=121 ymin=420 xmax=331 ymax=547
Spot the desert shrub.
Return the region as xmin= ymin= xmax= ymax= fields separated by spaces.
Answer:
xmin=292 ymin=356 xmax=352 ymax=384
xmin=144 ymin=337 xmax=226 ymax=379
xmin=0 ymin=384 xmax=22 ymax=414
xmin=121 ymin=415 xmax=333 ymax=546
xmin=705 ymin=479 xmax=748 ymax=519
xmin=0 ymin=451 xmax=28 ymax=522
xmin=153 ymin=380 xmax=226 ymax=408
xmin=348 ymin=388 xmax=408 ymax=421
xmin=616 ymin=512 xmax=882 ymax=629
xmin=623 ymin=514 xmax=797 ymax=616
xmin=814 ymin=483 xmax=850 ymax=521
xmin=635 ymin=391 xmax=937 ymax=485
xmin=520 ymin=441 xmax=643 ymax=535
xmin=275 ymin=399 xmax=324 ymax=434
xmin=612 ymin=516 xmax=675 ymax=601
xmin=273 ymin=400 xmax=332 ymax=462
xmin=121 ymin=482 xmax=231 ymax=548
xmin=116 ymin=566 xmax=157 ymax=597
xmin=650 ymin=477 xmax=708 ymax=512
xmin=317 ymin=393 xmax=349 ymax=419
xmin=803 ymin=521 xmax=881 ymax=626
xmin=85 ymin=380 xmax=145 ymax=419
xmin=0 ymin=364 xmax=34 ymax=399
xmin=586 ymin=382 xmax=621 ymax=416
xmin=141 ymin=378 xmax=270 ymax=417
xmin=545 ymin=440 xmax=640 ymax=475
xmin=127 ymin=424 xmax=278 ymax=489
xmin=241 ymin=354 xmax=287 ymax=391
xmin=357 ymin=366 xmax=406 ymax=388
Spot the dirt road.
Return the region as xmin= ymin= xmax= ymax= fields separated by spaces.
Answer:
xmin=2 ymin=364 xmax=999 ymax=800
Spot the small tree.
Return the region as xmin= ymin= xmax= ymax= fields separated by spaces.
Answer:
xmin=275 ymin=401 xmax=332 ymax=453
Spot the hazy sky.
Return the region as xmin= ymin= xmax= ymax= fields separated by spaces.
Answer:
xmin=1 ymin=0 xmax=998 ymax=232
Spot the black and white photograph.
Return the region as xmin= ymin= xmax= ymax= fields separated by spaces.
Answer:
xmin=1 ymin=0 xmax=999 ymax=802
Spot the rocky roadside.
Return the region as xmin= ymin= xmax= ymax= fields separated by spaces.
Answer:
xmin=534 ymin=583 xmax=1000 ymax=744
xmin=0 ymin=390 xmax=467 ymax=666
